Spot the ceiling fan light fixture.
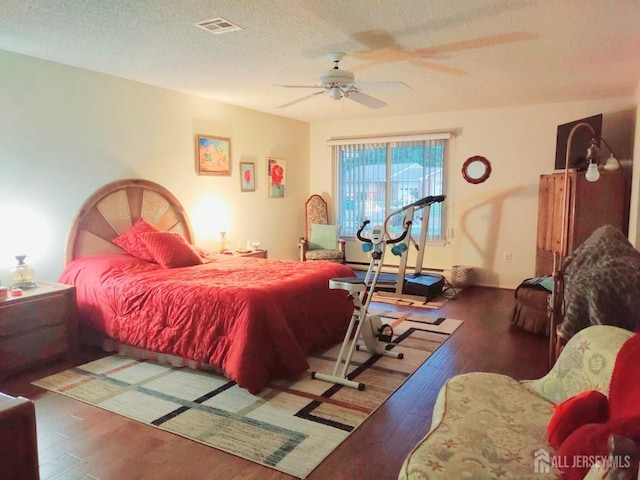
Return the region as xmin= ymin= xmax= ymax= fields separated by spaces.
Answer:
xmin=275 ymin=52 xmax=402 ymax=109
xmin=318 ymin=69 xmax=354 ymax=85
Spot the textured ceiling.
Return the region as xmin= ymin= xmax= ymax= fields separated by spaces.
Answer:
xmin=1 ymin=0 xmax=640 ymax=122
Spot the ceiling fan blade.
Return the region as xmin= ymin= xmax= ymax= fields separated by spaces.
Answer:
xmin=348 ymin=30 xmax=537 ymax=76
xmin=408 ymin=59 xmax=467 ymax=75
xmin=353 ymin=81 xmax=410 ymax=90
xmin=344 ymin=90 xmax=387 ymax=109
xmin=274 ymin=84 xmax=323 ymax=89
xmin=414 ymin=31 xmax=538 ymax=55
xmin=277 ymin=90 xmax=325 ymax=108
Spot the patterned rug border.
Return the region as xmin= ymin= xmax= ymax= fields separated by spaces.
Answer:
xmin=33 ymin=313 xmax=462 ymax=479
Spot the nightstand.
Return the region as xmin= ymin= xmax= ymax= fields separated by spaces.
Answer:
xmin=234 ymin=250 xmax=268 ymax=259
xmin=0 ymin=282 xmax=77 ymax=380
xmin=0 ymin=393 xmax=39 ymax=479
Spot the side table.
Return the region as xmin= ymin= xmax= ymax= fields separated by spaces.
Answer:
xmin=0 ymin=282 xmax=77 ymax=380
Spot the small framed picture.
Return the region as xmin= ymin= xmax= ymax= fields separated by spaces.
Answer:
xmin=240 ymin=162 xmax=255 ymax=192
xmin=195 ymin=134 xmax=231 ymax=176
xmin=267 ymin=157 xmax=286 ymax=198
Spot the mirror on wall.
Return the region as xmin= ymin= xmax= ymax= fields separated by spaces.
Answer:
xmin=462 ymin=156 xmax=491 ymax=184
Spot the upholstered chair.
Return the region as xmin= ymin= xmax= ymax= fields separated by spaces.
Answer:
xmin=298 ymin=194 xmax=345 ymax=263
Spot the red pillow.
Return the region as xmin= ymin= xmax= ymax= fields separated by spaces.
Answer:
xmin=556 ymin=416 xmax=640 ymax=480
xmin=608 ymin=333 xmax=640 ymax=421
xmin=547 ymin=390 xmax=609 ymax=449
xmin=137 ymin=231 xmax=203 ymax=269
xmin=113 ymin=218 xmax=160 ymax=261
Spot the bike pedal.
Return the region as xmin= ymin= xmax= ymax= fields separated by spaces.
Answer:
xmin=377 ymin=324 xmax=394 ymax=343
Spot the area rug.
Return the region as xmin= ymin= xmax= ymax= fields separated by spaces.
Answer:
xmin=33 ymin=311 xmax=462 ymax=479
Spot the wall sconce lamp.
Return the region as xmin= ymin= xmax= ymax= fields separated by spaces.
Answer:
xmin=587 ymin=136 xmax=621 ymax=173
xmin=559 ymin=122 xmax=620 ymax=260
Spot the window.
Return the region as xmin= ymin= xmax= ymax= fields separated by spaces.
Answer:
xmin=332 ymin=133 xmax=450 ymax=243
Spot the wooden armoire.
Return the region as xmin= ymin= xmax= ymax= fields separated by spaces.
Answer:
xmin=535 ymin=170 xmax=625 ymax=276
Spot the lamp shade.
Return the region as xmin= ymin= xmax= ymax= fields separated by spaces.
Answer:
xmin=603 ymin=154 xmax=620 ymax=171
xmin=192 ymin=196 xmax=232 ymax=242
xmin=0 ymin=205 xmax=49 ymax=269
xmin=585 ymin=162 xmax=600 ymax=182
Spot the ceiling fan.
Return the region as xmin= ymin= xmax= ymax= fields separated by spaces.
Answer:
xmin=275 ymin=52 xmax=409 ymax=109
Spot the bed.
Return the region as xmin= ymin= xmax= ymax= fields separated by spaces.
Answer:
xmin=60 ymin=179 xmax=355 ymax=394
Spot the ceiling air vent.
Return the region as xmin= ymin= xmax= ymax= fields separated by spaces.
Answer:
xmin=195 ymin=17 xmax=242 ymax=34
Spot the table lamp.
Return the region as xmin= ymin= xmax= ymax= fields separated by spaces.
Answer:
xmin=10 ymin=255 xmax=36 ymax=289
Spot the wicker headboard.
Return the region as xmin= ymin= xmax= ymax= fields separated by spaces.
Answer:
xmin=64 ymin=179 xmax=194 ymax=264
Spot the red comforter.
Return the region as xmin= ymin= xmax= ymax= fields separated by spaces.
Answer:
xmin=59 ymin=255 xmax=355 ymax=393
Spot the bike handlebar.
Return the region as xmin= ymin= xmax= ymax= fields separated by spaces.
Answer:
xmin=387 ymin=220 xmax=412 ymax=244
xmin=356 ymin=219 xmax=412 ymax=244
xmin=388 ymin=195 xmax=446 ymax=217
xmin=356 ymin=220 xmax=372 ymax=243
xmin=357 ymin=195 xmax=445 ymax=246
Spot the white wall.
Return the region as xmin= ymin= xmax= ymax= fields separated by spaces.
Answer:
xmin=0 ymin=50 xmax=310 ymax=286
xmin=628 ymin=82 xmax=640 ymax=247
xmin=1 ymin=49 xmax=635 ymax=290
xmin=310 ymin=98 xmax=636 ymax=288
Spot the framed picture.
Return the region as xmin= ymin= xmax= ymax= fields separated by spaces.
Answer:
xmin=240 ymin=162 xmax=255 ymax=192
xmin=267 ymin=157 xmax=286 ymax=198
xmin=195 ymin=134 xmax=231 ymax=176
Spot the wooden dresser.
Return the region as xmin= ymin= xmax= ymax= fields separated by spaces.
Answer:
xmin=535 ymin=170 xmax=625 ymax=276
xmin=0 ymin=282 xmax=77 ymax=381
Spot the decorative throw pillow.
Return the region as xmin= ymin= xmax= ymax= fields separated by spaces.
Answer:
xmin=137 ymin=231 xmax=203 ymax=269
xmin=112 ymin=218 xmax=160 ymax=261
xmin=556 ymin=416 xmax=640 ymax=480
xmin=547 ymin=390 xmax=609 ymax=449
xmin=309 ymin=224 xmax=341 ymax=250
xmin=608 ymin=333 xmax=640 ymax=421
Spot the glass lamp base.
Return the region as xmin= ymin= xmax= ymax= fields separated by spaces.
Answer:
xmin=10 ymin=255 xmax=37 ymax=289
xmin=11 ymin=281 xmax=37 ymax=290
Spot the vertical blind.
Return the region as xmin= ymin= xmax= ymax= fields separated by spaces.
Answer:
xmin=333 ymin=135 xmax=449 ymax=242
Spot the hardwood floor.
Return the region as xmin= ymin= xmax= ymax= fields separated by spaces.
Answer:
xmin=1 ymin=286 xmax=548 ymax=480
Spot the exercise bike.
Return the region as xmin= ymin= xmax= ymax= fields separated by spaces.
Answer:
xmin=311 ymin=218 xmax=412 ymax=390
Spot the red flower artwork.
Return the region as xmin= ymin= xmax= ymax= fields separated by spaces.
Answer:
xmin=244 ymin=169 xmax=252 ymax=183
xmin=271 ymin=165 xmax=284 ymax=185
xmin=267 ymin=158 xmax=286 ymax=197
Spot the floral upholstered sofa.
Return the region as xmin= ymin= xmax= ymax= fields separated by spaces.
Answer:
xmin=398 ymin=325 xmax=636 ymax=480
